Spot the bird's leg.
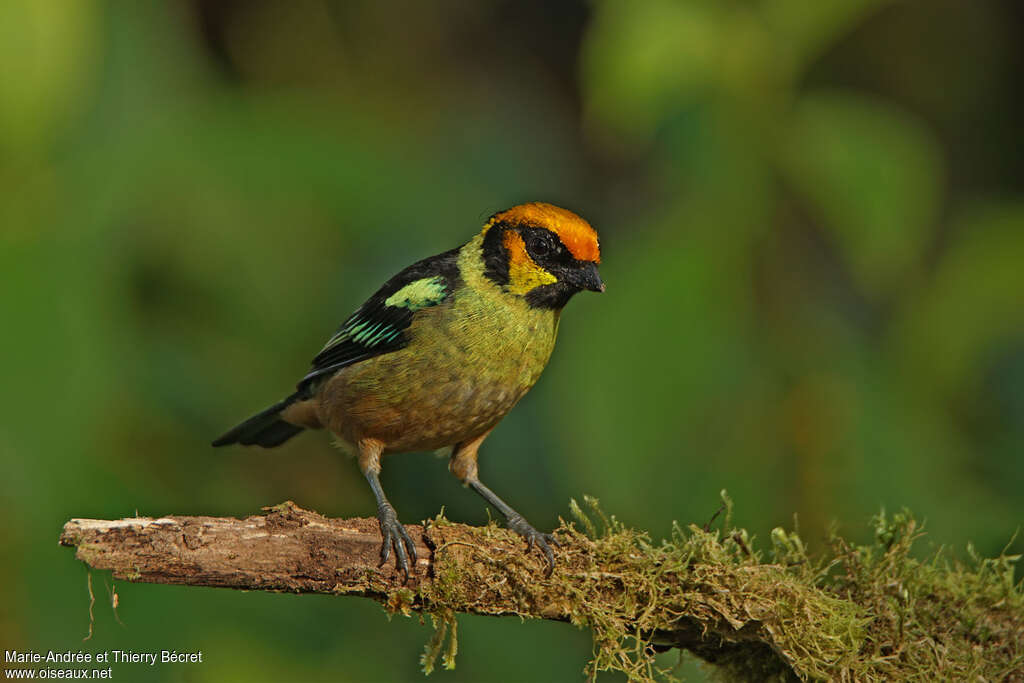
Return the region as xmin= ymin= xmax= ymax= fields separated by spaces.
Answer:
xmin=449 ymin=433 xmax=559 ymax=576
xmin=468 ymin=479 xmax=560 ymax=575
xmin=359 ymin=439 xmax=417 ymax=580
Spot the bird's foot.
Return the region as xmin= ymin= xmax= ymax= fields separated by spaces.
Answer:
xmin=376 ymin=504 xmax=417 ymax=581
xmin=506 ymin=514 xmax=560 ymax=577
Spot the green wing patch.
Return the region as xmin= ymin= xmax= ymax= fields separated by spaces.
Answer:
xmin=384 ymin=276 xmax=449 ymax=310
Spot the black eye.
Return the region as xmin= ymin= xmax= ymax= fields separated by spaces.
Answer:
xmin=528 ymin=237 xmax=549 ymax=257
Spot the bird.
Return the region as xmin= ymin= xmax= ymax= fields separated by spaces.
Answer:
xmin=212 ymin=202 xmax=603 ymax=578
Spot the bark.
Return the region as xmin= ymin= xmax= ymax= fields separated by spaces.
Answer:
xmin=60 ymin=502 xmax=435 ymax=596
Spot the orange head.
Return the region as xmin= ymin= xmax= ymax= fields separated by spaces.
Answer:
xmin=479 ymin=202 xmax=603 ymax=308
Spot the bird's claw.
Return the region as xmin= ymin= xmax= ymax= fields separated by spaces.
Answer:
xmin=377 ymin=505 xmax=417 ymax=581
xmin=507 ymin=515 xmax=559 ymax=577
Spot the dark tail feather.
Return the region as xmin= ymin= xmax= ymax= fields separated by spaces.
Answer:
xmin=212 ymin=393 xmax=305 ymax=448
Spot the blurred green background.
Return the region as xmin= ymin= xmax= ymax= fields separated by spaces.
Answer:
xmin=2 ymin=1 xmax=1022 ymax=681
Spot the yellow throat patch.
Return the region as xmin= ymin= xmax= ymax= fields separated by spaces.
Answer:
xmin=502 ymin=230 xmax=557 ymax=295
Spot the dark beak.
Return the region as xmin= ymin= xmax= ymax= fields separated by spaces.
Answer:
xmin=575 ymin=261 xmax=605 ymax=293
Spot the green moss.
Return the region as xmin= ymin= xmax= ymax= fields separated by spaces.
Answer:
xmin=419 ymin=494 xmax=1023 ymax=681
xmin=384 ymin=587 xmax=417 ymax=618
xmin=420 ymin=610 xmax=458 ymax=675
xmin=262 ymin=501 xmax=300 ymax=513
xmin=75 ymin=543 xmax=103 ymax=567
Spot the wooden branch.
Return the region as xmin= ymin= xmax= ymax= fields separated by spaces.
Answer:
xmin=58 ymin=502 xmax=776 ymax=672
xmin=57 ymin=502 xmax=572 ymax=610
xmin=58 ymin=502 xmax=1024 ymax=682
xmin=60 ymin=503 xmax=437 ymax=596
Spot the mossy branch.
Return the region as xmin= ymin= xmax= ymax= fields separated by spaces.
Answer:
xmin=59 ymin=499 xmax=1023 ymax=682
